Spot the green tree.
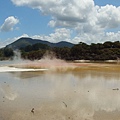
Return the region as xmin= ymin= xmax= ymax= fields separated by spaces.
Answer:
xmin=3 ymin=48 xmax=14 ymax=57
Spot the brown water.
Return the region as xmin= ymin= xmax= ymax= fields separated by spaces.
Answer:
xmin=0 ymin=63 xmax=120 ymax=120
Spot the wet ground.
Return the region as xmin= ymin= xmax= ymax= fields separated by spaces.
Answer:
xmin=0 ymin=62 xmax=120 ymax=120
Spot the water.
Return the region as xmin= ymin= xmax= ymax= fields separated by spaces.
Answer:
xmin=0 ymin=62 xmax=120 ymax=120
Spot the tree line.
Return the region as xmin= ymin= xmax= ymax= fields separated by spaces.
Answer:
xmin=0 ymin=47 xmax=14 ymax=60
xmin=1 ymin=41 xmax=120 ymax=61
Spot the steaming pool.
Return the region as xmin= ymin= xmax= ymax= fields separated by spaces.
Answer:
xmin=0 ymin=61 xmax=120 ymax=120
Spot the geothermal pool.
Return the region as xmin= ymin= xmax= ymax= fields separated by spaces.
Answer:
xmin=0 ymin=61 xmax=120 ymax=120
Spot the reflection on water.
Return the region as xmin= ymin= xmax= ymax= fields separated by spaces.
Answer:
xmin=1 ymin=83 xmax=18 ymax=100
xmin=0 ymin=67 xmax=120 ymax=120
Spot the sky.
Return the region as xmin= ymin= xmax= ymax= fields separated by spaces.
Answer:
xmin=1 ymin=0 xmax=120 ymax=48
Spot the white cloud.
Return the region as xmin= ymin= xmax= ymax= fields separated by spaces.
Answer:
xmin=1 ymin=29 xmax=120 ymax=48
xmin=0 ymin=28 xmax=72 ymax=48
xmin=13 ymin=34 xmax=29 ymax=40
xmin=105 ymin=31 xmax=120 ymax=41
xmin=0 ymin=16 xmax=19 ymax=32
xmin=32 ymin=28 xmax=72 ymax=43
xmin=11 ymin=0 xmax=94 ymax=28
xmin=97 ymin=5 xmax=120 ymax=29
xmin=11 ymin=0 xmax=120 ymax=30
xmin=32 ymin=30 xmax=120 ymax=44
xmin=11 ymin=0 xmax=120 ymax=43
xmin=0 ymin=0 xmax=118 ymax=46
xmin=0 ymin=34 xmax=29 ymax=48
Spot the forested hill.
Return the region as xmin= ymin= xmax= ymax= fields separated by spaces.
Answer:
xmin=1 ymin=40 xmax=120 ymax=61
xmin=6 ymin=37 xmax=74 ymax=50
xmin=17 ymin=41 xmax=120 ymax=61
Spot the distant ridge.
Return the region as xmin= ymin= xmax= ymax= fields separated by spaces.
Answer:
xmin=6 ymin=37 xmax=74 ymax=50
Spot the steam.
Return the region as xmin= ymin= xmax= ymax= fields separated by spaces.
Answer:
xmin=39 ymin=51 xmax=70 ymax=69
xmin=8 ymin=50 xmax=76 ymax=71
xmin=13 ymin=50 xmax=22 ymax=61
xmin=0 ymin=50 xmax=76 ymax=72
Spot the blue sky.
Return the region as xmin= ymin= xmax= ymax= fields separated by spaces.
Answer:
xmin=1 ymin=0 xmax=120 ymax=47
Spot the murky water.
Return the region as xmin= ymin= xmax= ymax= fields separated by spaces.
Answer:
xmin=0 ymin=62 xmax=120 ymax=120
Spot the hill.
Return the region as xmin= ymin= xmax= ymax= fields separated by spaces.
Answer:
xmin=6 ymin=37 xmax=74 ymax=50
